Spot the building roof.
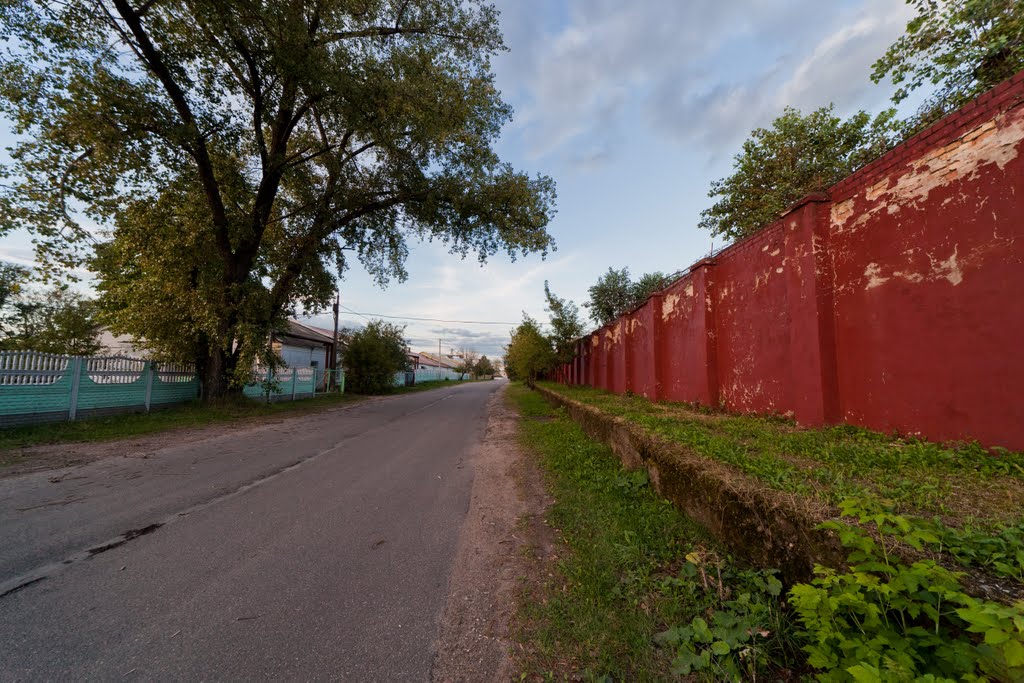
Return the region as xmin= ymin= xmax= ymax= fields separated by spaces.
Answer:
xmin=415 ymin=351 xmax=461 ymax=370
xmin=285 ymin=320 xmax=336 ymax=345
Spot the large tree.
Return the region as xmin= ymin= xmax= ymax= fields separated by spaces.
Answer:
xmin=543 ymin=280 xmax=583 ymax=364
xmin=873 ymin=0 xmax=1024 ymax=133
xmin=473 ymin=354 xmax=494 ymax=377
xmin=0 ymin=0 xmax=556 ymax=399
xmin=699 ymin=106 xmax=899 ymax=242
xmin=585 ymin=267 xmax=669 ymax=326
xmin=456 ymin=347 xmax=479 ymax=380
xmin=503 ymin=314 xmax=551 ymax=385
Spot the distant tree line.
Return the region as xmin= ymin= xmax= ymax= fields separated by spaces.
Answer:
xmin=0 ymin=263 xmax=101 ymax=355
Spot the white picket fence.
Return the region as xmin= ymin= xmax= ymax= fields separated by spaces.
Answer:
xmin=0 ymin=350 xmax=70 ymax=386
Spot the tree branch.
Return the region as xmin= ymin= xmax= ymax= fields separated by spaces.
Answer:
xmin=109 ymin=0 xmax=232 ymax=258
xmin=321 ymin=26 xmax=467 ymax=44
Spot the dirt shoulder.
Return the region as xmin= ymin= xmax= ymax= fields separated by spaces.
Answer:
xmin=431 ymin=384 xmax=554 ymax=681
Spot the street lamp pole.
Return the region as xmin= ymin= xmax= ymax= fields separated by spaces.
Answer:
xmin=331 ymin=290 xmax=340 ymax=390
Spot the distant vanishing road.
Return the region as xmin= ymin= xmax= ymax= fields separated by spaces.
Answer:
xmin=0 ymin=380 xmax=502 ymax=680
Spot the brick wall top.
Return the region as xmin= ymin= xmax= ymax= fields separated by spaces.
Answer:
xmin=830 ymin=69 xmax=1024 ymax=201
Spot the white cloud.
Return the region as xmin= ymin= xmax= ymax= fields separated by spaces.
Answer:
xmin=495 ymin=0 xmax=914 ymax=163
xmin=300 ymin=246 xmax=578 ymax=358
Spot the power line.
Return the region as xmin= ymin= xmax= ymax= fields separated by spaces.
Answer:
xmin=338 ymin=304 xmax=540 ymax=327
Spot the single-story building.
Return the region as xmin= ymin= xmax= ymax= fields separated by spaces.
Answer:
xmin=412 ymin=351 xmax=462 ymax=371
xmin=273 ymin=320 xmax=345 ymax=372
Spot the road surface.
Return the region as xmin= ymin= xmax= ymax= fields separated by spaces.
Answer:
xmin=0 ymin=380 xmax=503 ymax=680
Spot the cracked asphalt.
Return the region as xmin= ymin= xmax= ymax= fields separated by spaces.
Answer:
xmin=0 ymin=380 xmax=502 ymax=680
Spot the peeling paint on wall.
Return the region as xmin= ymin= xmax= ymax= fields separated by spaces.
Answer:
xmin=560 ymin=76 xmax=1024 ymax=451
xmin=832 ymin=109 xmax=1024 ymax=231
xmin=662 ymin=293 xmax=680 ymax=320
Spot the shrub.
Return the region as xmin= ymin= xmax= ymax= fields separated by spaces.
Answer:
xmin=342 ymin=320 xmax=407 ymax=394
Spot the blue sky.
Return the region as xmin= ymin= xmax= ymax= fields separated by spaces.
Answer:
xmin=0 ymin=0 xmax=916 ymax=358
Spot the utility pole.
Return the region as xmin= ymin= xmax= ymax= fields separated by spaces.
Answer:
xmin=331 ymin=291 xmax=340 ymax=390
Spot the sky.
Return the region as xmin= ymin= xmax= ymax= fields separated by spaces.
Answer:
xmin=0 ymin=0 xmax=917 ymax=358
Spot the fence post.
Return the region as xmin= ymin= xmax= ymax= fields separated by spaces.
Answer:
xmin=312 ymin=368 xmax=317 ymax=398
xmin=265 ymin=365 xmax=272 ymax=404
xmin=68 ymin=357 xmax=82 ymax=421
xmin=291 ymin=369 xmax=297 ymax=400
xmin=144 ymin=361 xmax=154 ymax=412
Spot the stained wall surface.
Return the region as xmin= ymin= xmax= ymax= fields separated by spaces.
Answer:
xmin=558 ymin=71 xmax=1024 ymax=450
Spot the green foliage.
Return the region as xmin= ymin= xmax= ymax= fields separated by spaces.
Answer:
xmin=543 ymin=384 xmax=1024 ymax=524
xmin=0 ymin=262 xmax=27 ymax=313
xmin=630 ymin=271 xmax=668 ymax=306
xmin=341 ymin=320 xmax=408 ymax=394
xmin=699 ymin=106 xmax=900 ymax=242
xmin=0 ymin=0 xmax=556 ymax=397
xmin=0 ymin=270 xmax=101 ymax=355
xmin=655 ymin=551 xmax=792 ymax=680
xmin=473 ymin=354 xmax=495 ymax=376
xmin=507 ymin=384 xmax=800 ymax=680
xmin=585 ymin=267 xmax=669 ymax=326
xmin=587 ymin=267 xmax=633 ymax=326
xmin=503 ymin=315 xmax=552 ymax=383
xmin=454 ymin=348 xmax=479 ymax=379
xmin=789 ymin=499 xmax=1024 ymax=682
xmin=872 ymin=0 xmax=1024 ymax=133
xmin=542 ymin=280 xmax=584 ymax=364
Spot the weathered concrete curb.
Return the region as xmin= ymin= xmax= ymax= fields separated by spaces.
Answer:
xmin=534 ymin=384 xmax=845 ymax=585
xmin=534 ymin=385 xmax=1024 ymax=605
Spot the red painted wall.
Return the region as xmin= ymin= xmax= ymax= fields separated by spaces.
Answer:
xmin=827 ymin=79 xmax=1024 ymax=448
xmin=559 ymin=71 xmax=1024 ymax=451
xmin=712 ymin=224 xmax=793 ymax=415
xmin=625 ymin=303 xmax=658 ymax=399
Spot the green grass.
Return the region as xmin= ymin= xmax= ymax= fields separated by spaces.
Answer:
xmin=539 ymin=382 xmax=1024 ymax=525
xmin=508 ymin=384 xmax=802 ymax=681
xmin=0 ymin=390 xmax=366 ymax=458
xmin=537 ymin=382 xmax=1024 ymax=584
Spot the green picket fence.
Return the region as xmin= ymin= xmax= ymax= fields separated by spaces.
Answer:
xmin=242 ymin=366 xmax=344 ymax=402
xmin=0 ymin=351 xmax=199 ymax=427
xmin=0 ymin=351 xmax=348 ymax=428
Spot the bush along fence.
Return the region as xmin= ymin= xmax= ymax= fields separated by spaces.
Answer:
xmin=242 ymin=366 xmax=344 ymax=402
xmin=554 ymin=70 xmax=1024 ymax=451
xmin=0 ymin=351 xmax=199 ymax=427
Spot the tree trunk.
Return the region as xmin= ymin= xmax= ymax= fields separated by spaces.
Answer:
xmin=199 ymin=344 xmax=237 ymax=401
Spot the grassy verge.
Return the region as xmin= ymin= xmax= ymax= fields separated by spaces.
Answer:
xmin=539 ymin=383 xmax=1024 ymax=586
xmin=0 ymin=390 xmax=366 ymax=456
xmin=508 ymin=383 xmax=802 ymax=681
xmin=538 ymin=383 xmax=1024 ymax=525
xmin=520 ymin=383 xmax=1024 ymax=681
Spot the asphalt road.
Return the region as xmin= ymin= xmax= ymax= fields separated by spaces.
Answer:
xmin=0 ymin=380 xmax=503 ymax=680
